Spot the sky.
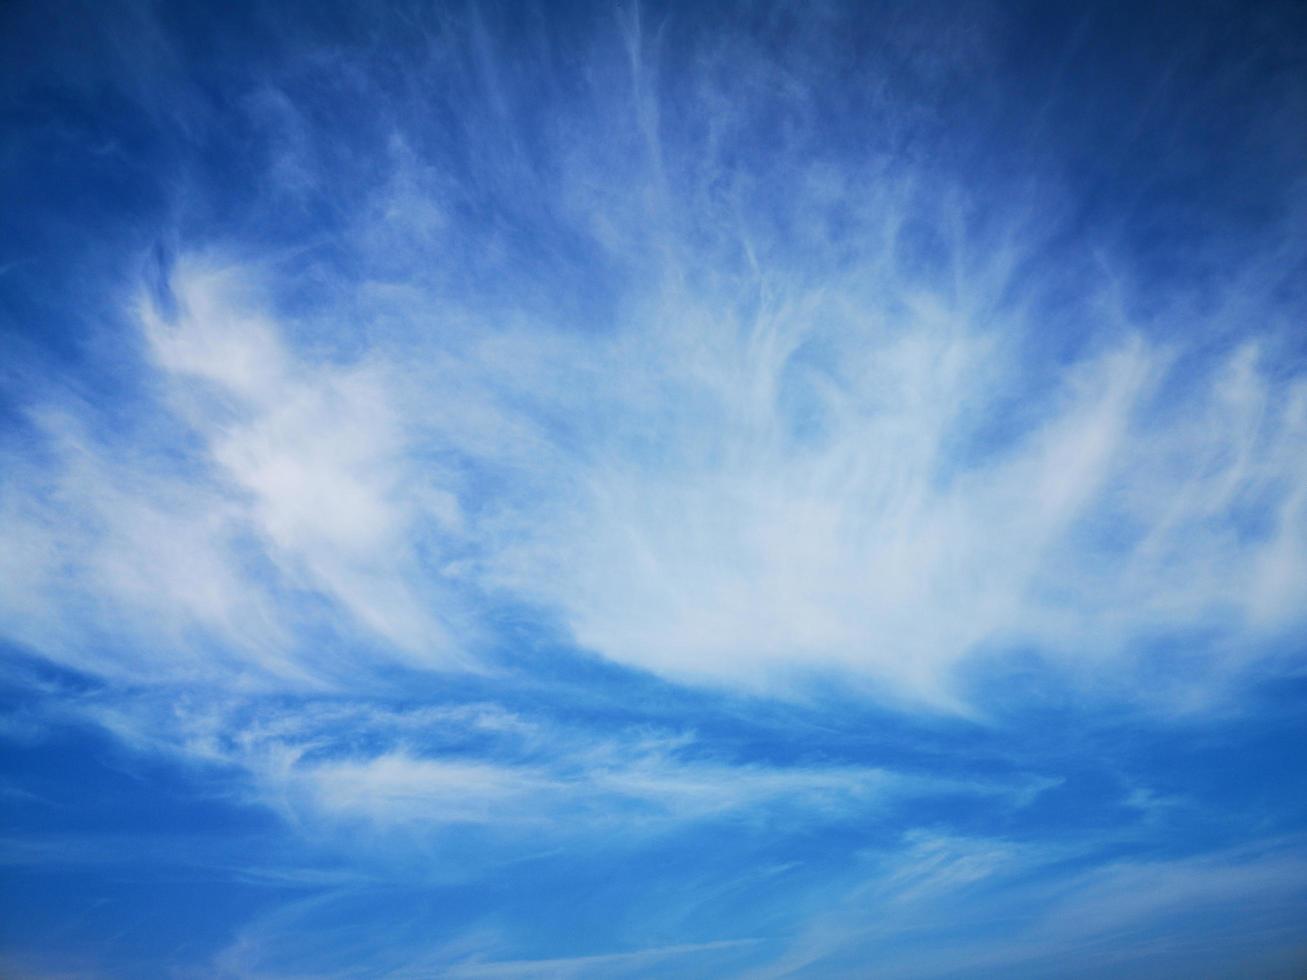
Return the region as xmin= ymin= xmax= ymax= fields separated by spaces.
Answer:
xmin=2 ymin=0 xmax=1307 ymax=976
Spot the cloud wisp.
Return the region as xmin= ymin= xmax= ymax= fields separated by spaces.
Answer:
xmin=6 ymin=207 xmax=1305 ymax=709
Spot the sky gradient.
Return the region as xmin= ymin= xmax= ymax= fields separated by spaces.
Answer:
xmin=3 ymin=1 xmax=1307 ymax=977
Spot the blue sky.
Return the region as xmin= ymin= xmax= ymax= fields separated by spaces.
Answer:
xmin=3 ymin=1 xmax=1307 ymax=976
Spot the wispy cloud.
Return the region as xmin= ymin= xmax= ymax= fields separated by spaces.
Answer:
xmin=438 ymin=939 xmax=760 ymax=979
xmin=752 ymin=833 xmax=1307 ymax=978
xmin=140 ymin=258 xmax=465 ymax=662
xmin=5 ymin=216 xmax=1304 ymax=709
xmin=59 ymin=687 xmax=1049 ymax=839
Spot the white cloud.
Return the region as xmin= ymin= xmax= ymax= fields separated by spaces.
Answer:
xmin=0 ymin=409 xmax=292 ymax=681
xmin=68 ymin=690 xmax=1048 ymax=838
xmin=5 ymin=235 xmax=1303 ymax=710
xmin=448 ymin=276 xmax=1304 ymax=707
xmin=139 ymin=259 xmax=463 ymax=660
xmin=2 ymin=10 xmax=1304 ymax=713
